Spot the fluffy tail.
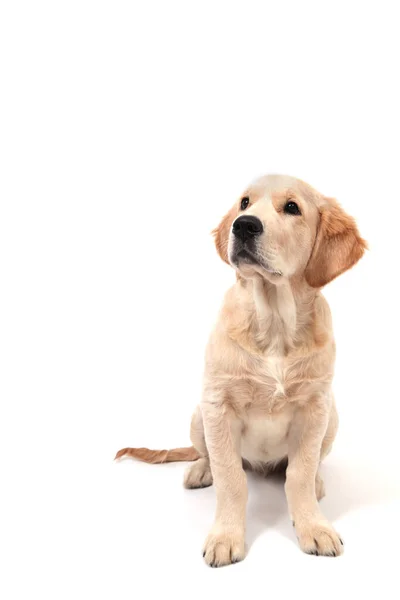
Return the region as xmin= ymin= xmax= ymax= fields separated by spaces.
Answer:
xmin=114 ymin=445 xmax=200 ymax=464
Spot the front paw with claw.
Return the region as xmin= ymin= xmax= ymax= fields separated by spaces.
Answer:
xmin=202 ymin=526 xmax=245 ymax=567
xmin=295 ymin=519 xmax=343 ymax=557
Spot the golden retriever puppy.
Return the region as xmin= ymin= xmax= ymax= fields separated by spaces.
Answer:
xmin=116 ymin=174 xmax=366 ymax=567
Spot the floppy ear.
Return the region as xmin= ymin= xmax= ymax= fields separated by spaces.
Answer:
xmin=212 ymin=205 xmax=237 ymax=264
xmin=305 ymin=198 xmax=367 ymax=288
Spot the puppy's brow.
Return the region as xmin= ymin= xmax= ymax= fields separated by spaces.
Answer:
xmin=272 ymin=189 xmax=300 ymax=211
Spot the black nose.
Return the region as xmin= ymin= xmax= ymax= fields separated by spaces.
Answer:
xmin=232 ymin=215 xmax=263 ymax=242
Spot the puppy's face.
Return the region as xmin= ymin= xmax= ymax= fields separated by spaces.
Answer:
xmin=214 ymin=175 xmax=366 ymax=288
xmin=228 ymin=176 xmax=319 ymax=283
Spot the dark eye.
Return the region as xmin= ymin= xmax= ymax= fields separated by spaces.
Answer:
xmin=240 ymin=197 xmax=249 ymax=210
xmin=284 ymin=201 xmax=301 ymax=215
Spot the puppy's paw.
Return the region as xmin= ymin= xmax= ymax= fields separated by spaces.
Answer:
xmin=184 ymin=458 xmax=213 ymax=489
xmin=295 ymin=519 xmax=343 ymax=557
xmin=202 ymin=527 xmax=245 ymax=567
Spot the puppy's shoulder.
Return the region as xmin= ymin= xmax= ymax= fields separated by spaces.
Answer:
xmin=312 ymin=293 xmax=333 ymax=344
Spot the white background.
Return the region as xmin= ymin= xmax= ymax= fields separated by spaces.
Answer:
xmin=1 ymin=1 xmax=399 ymax=598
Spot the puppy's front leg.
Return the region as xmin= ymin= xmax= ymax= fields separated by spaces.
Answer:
xmin=285 ymin=398 xmax=343 ymax=557
xmin=201 ymin=396 xmax=246 ymax=567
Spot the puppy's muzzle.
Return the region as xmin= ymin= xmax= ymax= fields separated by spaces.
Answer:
xmin=232 ymin=216 xmax=263 ymax=243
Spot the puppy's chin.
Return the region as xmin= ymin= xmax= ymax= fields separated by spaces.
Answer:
xmin=235 ymin=261 xmax=283 ymax=284
xmin=230 ymin=250 xmax=283 ymax=283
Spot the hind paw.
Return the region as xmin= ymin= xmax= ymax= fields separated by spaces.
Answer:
xmin=184 ymin=458 xmax=213 ymax=489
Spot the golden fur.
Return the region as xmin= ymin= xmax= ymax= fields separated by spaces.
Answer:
xmin=116 ymin=174 xmax=366 ymax=567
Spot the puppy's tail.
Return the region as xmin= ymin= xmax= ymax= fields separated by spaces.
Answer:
xmin=114 ymin=445 xmax=200 ymax=464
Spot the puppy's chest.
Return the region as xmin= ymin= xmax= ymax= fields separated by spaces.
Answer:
xmin=228 ymin=352 xmax=308 ymax=415
xmin=238 ymin=357 xmax=296 ymax=463
xmin=246 ymin=355 xmax=293 ymax=407
xmin=260 ymin=355 xmax=287 ymax=397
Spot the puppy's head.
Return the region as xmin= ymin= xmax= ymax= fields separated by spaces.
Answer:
xmin=213 ymin=174 xmax=366 ymax=287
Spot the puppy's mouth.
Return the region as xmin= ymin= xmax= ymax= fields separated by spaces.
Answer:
xmin=231 ymin=247 xmax=282 ymax=276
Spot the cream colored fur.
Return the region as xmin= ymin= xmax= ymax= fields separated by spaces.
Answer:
xmin=116 ymin=174 xmax=366 ymax=567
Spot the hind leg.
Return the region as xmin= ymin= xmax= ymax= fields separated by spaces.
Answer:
xmin=315 ymin=472 xmax=326 ymax=501
xmin=315 ymin=399 xmax=339 ymax=501
xmin=184 ymin=405 xmax=213 ymax=489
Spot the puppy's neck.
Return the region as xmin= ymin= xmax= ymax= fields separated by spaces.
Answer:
xmin=247 ymin=275 xmax=316 ymax=352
